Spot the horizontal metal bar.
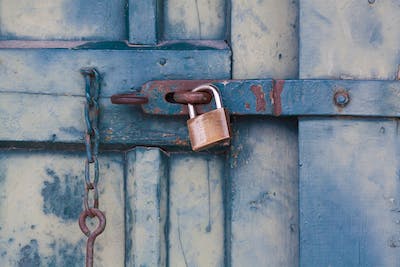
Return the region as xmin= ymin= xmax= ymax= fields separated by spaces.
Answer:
xmin=140 ymin=79 xmax=400 ymax=117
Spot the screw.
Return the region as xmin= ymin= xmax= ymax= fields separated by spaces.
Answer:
xmin=334 ymin=90 xmax=350 ymax=107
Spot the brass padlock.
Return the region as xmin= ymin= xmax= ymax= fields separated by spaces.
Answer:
xmin=187 ymin=84 xmax=231 ymax=151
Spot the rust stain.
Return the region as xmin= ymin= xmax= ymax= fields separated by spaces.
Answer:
xmin=174 ymin=137 xmax=189 ymax=146
xmin=245 ymin=102 xmax=250 ymax=110
xmin=271 ymin=80 xmax=285 ymax=116
xmin=250 ymin=84 xmax=266 ymax=112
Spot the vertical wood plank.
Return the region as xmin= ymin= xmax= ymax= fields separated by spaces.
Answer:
xmin=0 ymin=151 xmax=124 ymax=266
xmin=229 ymin=117 xmax=299 ymax=267
xmin=163 ymin=0 xmax=226 ymax=40
xmin=299 ymin=1 xmax=400 ymax=266
xmin=299 ymin=118 xmax=400 ymax=266
xmin=230 ymin=0 xmax=298 ymax=79
xmin=128 ymin=0 xmax=160 ymax=44
xmin=168 ymin=153 xmax=224 ymax=267
xmin=125 ymin=147 xmax=168 ymax=266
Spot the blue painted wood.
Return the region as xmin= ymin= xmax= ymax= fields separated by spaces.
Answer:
xmin=230 ymin=0 xmax=298 ymax=79
xmin=125 ymin=147 xmax=168 ymax=266
xmin=128 ymin=0 xmax=160 ymax=44
xmin=0 ymin=0 xmax=127 ymax=41
xmin=168 ymin=153 xmax=225 ymax=266
xmin=299 ymin=118 xmax=400 ymax=266
xmin=163 ymin=0 xmax=226 ymax=40
xmin=0 ymin=41 xmax=231 ymax=97
xmin=229 ymin=117 xmax=298 ymax=266
xmin=0 ymin=151 xmax=125 ymax=266
xmin=0 ymin=41 xmax=230 ymax=145
xmin=299 ymin=0 xmax=400 ymax=79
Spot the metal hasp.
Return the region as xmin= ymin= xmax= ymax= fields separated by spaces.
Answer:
xmin=111 ymin=79 xmax=400 ymax=117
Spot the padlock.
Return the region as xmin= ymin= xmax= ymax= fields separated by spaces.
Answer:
xmin=187 ymin=84 xmax=231 ymax=151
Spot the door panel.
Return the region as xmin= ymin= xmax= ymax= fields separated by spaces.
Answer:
xmin=169 ymin=153 xmax=225 ymax=267
xmin=0 ymin=151 xmax=124 ymax=266
xmin=299 ymin=118 xmax=400 ymax=266
xmin=229 ymin=117 xmax=298 ymax=267
xmin=299 ymin=1 xmax=400 ymax=266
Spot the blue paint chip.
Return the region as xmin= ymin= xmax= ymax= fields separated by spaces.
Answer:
xmin=41 ymin=168 xmax=82 ymax=221
xmin=18 ymin=240 xmax=41 ymax=267
xmin=46 ymin=240 xmax=85 ymax=267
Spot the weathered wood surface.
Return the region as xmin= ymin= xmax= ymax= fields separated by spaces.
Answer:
xmin=128 ymin=0 xmax=160 ymax=44
xmin=0 ymin=44 xmax=230 ymax=97
xmin=0 ymin=151 xmax=124 ymax=266
xmin=299 ymin=0 xmax=400 ymax=79
xmin=231 ymin=0 xmax=298 ymax=79
xmin=169 ymin=153 xmax=225 ymax=267
xmin=0 ymin=0 xmax=126 ymax=41
xmin=229 ymin=1 xmax=299 ymax=266
xmin=299 ymin=118 xmax=400 ymax=266
xmin=299 ymin=1 xmax=400 ymax=266
xmin=163 ymin=0 xmax=226 ymax=40
xmin=0 ymin=94 xmax=191 ymax=146
xmin=0 ymin=44 xmax=230 ymax=145
xmin=125 ymin=147 xmax=168 ymax=266
xmin=229 ymin=117 xmax=299 ymax=267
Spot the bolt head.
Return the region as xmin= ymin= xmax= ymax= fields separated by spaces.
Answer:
xmin=334 ymin=91 xmax=350 ymax=107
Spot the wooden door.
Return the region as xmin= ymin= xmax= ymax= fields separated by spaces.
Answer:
xmin=2 ymin=1 xmax=396 ymax=267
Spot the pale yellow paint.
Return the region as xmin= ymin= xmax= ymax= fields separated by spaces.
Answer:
xmin=0 ymin=0 xmax=123 ymax=40
xmin=0 ymin=152 xmax=124 ymax=266
xmin=164 ymin=0 xmax=225 ymax=40
xmin=231 ymin=0 xmax=298 ymax=79
xmin=300 ymin=0 xmax=400 ymax=79
xmin=169 ymin=154 xmax=224 ymax=267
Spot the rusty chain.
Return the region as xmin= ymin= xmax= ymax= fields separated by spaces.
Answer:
xmin=79 ymin=68 xmax=106 ymax=267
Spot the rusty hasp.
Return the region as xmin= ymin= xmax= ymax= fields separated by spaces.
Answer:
xmin=110 ymin=79 xmax=400 ymax=117
xmin=111 ymin=93 xmax=149 ymax=105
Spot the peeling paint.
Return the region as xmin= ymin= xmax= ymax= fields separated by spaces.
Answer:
xmin=41 ymin=168 xmax=82 ymax=221
xmin=250 ymin=84 xmax=267 ymax=112
xmin=271 ymin=79 xmax=285 ymax=116
xmin=18 ymin=240 xmax=41 ymax=267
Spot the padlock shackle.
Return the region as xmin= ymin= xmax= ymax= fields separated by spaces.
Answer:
xmin=188 ymin=84 xmax=223 ymax=119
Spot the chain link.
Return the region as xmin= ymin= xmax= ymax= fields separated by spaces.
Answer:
xmin=79 ymin=68 xmax=106 ymax=267
xmin=82 ymin=68 xmax=101 ymax=214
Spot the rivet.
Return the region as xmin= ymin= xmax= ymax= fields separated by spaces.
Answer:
xmin=158 ymin=58 xmax=167 ymax=66
xmin=334 ymin=90 xmax=350 ymax=107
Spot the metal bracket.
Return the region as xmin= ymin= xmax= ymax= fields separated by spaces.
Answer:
xmin=111 ymin=79 xmax=400 ymax=118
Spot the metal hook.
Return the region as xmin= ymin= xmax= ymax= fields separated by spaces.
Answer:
xmin=79 ymin=208 xmax=106 ymax=267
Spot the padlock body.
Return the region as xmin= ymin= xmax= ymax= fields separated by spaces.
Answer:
xmin=187 ymin=108 xmax=231 ymax=151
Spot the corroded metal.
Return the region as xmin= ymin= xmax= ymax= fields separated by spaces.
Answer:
xmin=79 ymin=208 xmax=107 ymax=267
xmin=109 ymin=79 xmax=400 ymax=117
xmin=111 ymin=93 xmax=149 ymax=105
xmin=171 ymin=91 xmax=212 ymax=104
xmin=80 ymin=68 xmax=106 ymax=267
